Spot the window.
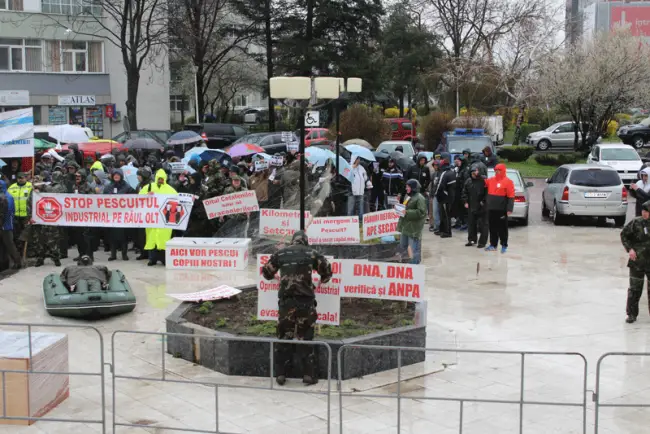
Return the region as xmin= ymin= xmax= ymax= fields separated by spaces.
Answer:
xmin=0 ymin=0 xmax=23 ymax=10
xmin=401 ymin=122 xmax=413 ymax=131
xmin=600 ymin=148 xmax=640 ymax=161
xmin=555 ymin=123 xmax=575 ymax=133
xmin=232 ymin=125 xmax=247 ymax=136
xmin=233 ymin=94 xmax=247 ymax=107
xmin=42 ymin=0 xmax=101 ymax=16
xmin=170 ymin=95 xmax=189 ymax=112
xmin=0 ymin=39 xmax=23 ymax=71
xmin=59 ymin=41 xmax=102 ymax=72
xmin=569 ymin=169 xmax=621 ymax=187
xmin=0 ymin=39 xmax=100 ymax=73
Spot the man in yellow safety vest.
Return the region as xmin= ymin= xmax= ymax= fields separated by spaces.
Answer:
xmin=8 ymin=172 xmax=33 ymax=252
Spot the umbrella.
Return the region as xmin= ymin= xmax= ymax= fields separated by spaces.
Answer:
xmin=345 ymin=144 xmax=376 ymax=162
xmin=343 ymin=138 xmax=373 ymax=150
xmin=387 ymin=151 xmax=415 ymax=172
xmin=333 ymin=156 xmax=354 ymax=182
xmin=254 ymin=152 xmax=273 ymax=162
xmin=167 ymin=130 xmax=205 ymax=146
xmin=184 ymin=147 xmax=232 ymax=166
xmin=62 ymin=141 xmax=126 ymax=156
xmin=123 ymin=137 xmax=163 ymax=150
xmin=121 ymin=164 xmax=139 ymax=189
xmin=49 ymin=124 xmax=91 ymax=144
xmin=305 ymin=146 xmax=336 ymax=166
xmin=0 ymin=159 xmax=5 ymax=168
xmin=226 ymin=143 xmax=264 ymax=157
xmin=34 ymin=138 xmax=56 ymax=150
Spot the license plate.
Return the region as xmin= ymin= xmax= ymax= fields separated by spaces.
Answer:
xmin=584 ymin=192 xmax=608 ymax=198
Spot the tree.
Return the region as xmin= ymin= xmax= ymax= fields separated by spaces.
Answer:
xmin=381 ymin=3 xmax=441 ymax=116
xmin=31 ymin=0 xmax=167 ymax=130
xmin=168 ymin=0 xmax=257 ymax=122
xmin=537 ymin=31 xmax=650 ymax=150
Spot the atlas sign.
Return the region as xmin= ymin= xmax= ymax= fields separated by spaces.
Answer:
xmin=35 ymin=197 xmax=62 ymax=223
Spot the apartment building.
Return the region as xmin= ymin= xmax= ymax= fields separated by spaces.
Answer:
xmin=0 ymin=0 xmax=169 ymax=138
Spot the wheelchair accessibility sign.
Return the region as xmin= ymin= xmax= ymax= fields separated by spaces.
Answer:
xmin=304 ymin=110 xmax=319 ymax=127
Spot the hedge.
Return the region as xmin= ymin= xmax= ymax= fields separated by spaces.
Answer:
xmin=534 ymin=153 xmax=581 ymax=166
xmin=497 ymin=146 xmax=535 ymax=162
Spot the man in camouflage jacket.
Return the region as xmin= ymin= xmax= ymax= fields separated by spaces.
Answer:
xmin=262 ymin=230 xmax=332 ymax=386
xmin=32 ymin=172 xmax=66 ymax=266
xmin=621 ymin=200 xmax=650 ymax=323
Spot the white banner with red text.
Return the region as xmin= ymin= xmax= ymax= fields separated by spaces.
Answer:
xmin=306 ymin=216 xmax=360 ymax=245
xmin=165 ymin=237 xmax=251 ymax=271
xmin=256 ymin=254 xmax=340 ymax=325
xmin=362 ymin=209 xmax=400 ymax=241
xmin=340 ymin=259 xmax=424 ymax=301
xmin=258 ymin=208 xmax=311 ymax=239
xmin=203 ymin=190 xmax=259 ymax=219
xmin=31 ymin=192 xmax=192 ymax=229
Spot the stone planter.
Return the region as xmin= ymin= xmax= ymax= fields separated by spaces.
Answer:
xmin=166 ymin=285 xmax=426 ymax=380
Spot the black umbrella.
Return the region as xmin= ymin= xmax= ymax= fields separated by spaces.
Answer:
xmin=387 ymin=151 xmax=415 ymax=172
xmin=123 ymin=138 xmax=163 ymax=151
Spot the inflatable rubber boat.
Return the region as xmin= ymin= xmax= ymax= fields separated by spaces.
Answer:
xmin=43 ymin=270 xmax=136 ymax=318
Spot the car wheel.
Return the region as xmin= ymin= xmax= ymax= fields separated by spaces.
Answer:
xmin=552 ymin=202 xmax=565 ymax=226
xmin=596 ymin=216 xmax=607 ymax=227
xmin=521 ymin=213 xmax=529 ymax=226
xmin=614 ymin=216 xmax=626 ymax=227
xmin=537 ymin=140 xmax=551 ymax=151
xmin=633 ymin=135 xmax=645 ymax=149
xmin=541 ymin=198 xmax=550 ymax=218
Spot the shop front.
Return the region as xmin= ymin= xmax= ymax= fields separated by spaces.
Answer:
xmin=48 ymin=95 xmax=105 ymax=138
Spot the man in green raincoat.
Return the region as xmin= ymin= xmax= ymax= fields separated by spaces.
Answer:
xmin=140 ymin=169 xmax=177 ymax=266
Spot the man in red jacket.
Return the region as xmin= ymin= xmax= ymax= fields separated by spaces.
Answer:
xmin=485 ymin=163 xmax=515 ymax=253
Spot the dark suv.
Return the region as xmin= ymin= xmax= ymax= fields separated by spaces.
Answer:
xmin=617 ymin=117 xmax=650 ymax=149
xmin=183 ymin=123 xmax=248 ymax=149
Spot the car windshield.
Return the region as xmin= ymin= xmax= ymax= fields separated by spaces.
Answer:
xmin=447 ymin=137 xmax=492 ymax=153
xmin=639 ymin=117 xmax=650 ymax=127
xmin=569 ymin=169 xmax=621 ymax=187
xmin=377 ymin=142 xmax=414 ymax=157
xmin=233 ymin=134 xmax=264 ymax=145
xmin=545 ymin=123 xmax=564 ymax=132
xmin=601 ymin=148 xmax=640 ymax=161
xmin=487 ymin=170 xmax=522 ymax=187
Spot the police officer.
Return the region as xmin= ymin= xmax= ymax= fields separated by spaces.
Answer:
xmin=8 ymin=172 xmax=32 ymax=252
xmin=262 ymin=231 xmax=332 ymax=385
xmin=621 ymin=201 xmax=650 ymax=323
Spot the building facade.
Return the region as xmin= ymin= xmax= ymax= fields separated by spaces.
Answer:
xmin=0 ymin=0 xmax=169 ymax=138
xmin=568 ymin=0 xmax=650 ymax=43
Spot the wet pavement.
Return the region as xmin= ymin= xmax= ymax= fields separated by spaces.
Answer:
xmin=0 ymin=183 xmax=646 ymax=433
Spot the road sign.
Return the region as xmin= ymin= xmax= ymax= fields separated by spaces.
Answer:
xmin=305 ymin=111 xmax=319 ymax=127
xmin=36 ymin=197 xmax=62 ymax=223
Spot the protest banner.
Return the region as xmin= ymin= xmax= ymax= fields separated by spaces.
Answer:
xmin=0 ymin=108 xmax=34 ymax=158
xmin=287 ymin=141 xmax=299 ymax=152
xmin=306 ymin=216 xmax=360 ymax=245
xmin=259 ymin=208 xmax=310 ymax=238
xmin=340 ymin=259 xmax=424 ymax=302
xmin=270 ymin=156 xmax=284 ymax=167
xmin=203 ymin=190 xmax=259 ymax=219
xmin=31 ymin=192 xmax=192 ymax=229
xmin=254 ymin=160 xmax=269 ymax=171
xmin=165 ymin=237 xmax=250 ymax=270
xmin=257 ymin=254 xmax=340 ymax=325
xmin=362 ymin=209 xmax=400 ymax=241
xmin=169 ymin=162 xmax=186 ymax=174
xmin=167 ymin=285 xmax=242 ymax=302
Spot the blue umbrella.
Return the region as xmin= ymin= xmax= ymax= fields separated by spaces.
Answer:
xmin=333 ymin=156 xmax=354 ymax=182
xmin=167 ymin=131 xmax=205 ymax=146
xmin=0 ymin=159 xmax=5 ymax=168
xmin=184 ymin=147 xmax=231 ymax=164
xmin=305 ymin=147 xmax=336 ymax=166
xmin=121 ymin=164 xmax=139 ymax=189
xmin=345 ymin=144 xmax=376 ymax=162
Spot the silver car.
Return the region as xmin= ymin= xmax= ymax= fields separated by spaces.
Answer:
xmin=526 ymin=122 xmax=575 ymax=151
xmin=488 ymin=168 xmax=532 ymax=225
xmin=542 ymin=164 xmax=628 ymax=227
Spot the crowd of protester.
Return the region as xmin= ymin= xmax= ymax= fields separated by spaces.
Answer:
xmin=0 ymin=141 xmax=512 ymax=272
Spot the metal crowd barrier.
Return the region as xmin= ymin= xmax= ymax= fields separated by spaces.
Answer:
xmin=111 ymin=330 xmax=333 ymax=434
xmin=594 ymin=352 xmax=650 ymax=434
xmin=0 ymin=322 xmax=106 ymax=433
xmin=337 ymin=344 xmax=589 ymax=434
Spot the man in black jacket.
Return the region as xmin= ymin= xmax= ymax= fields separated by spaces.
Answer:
xmin=407 ymin=154 xmax=431 ymax=219
xmin=453 ymin=154 xmax=470 ymax=229
xmin=434 ymin=153 xmax=456 ymax=238
xmin=462 ymin=164 xmax=488 ymax=247
xmin=104 ymin=168 xmax=135 ymax=261
xmin=382 ymin=158 xmax=404 ymax=208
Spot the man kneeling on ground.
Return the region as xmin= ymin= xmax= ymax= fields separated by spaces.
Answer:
xmin=60 ymin=255 xmax=112 ymax=292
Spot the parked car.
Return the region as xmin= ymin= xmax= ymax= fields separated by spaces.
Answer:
xmin=112 ymin=130 xmax=171 ymax=146
xmin=304 ymin=128 xmax=330 ymax=146
xmin=586 ymin=144 xmax=642 ymax=186
xmin=376 ymin=140 xmax=415 ymax=159
xmin=452 ymin=115 xmax=504 ymax=146
xmin=526 ymin=122 xmax=598 ymax=151
xmin=617 ymin=117 xmax=650 ymax=149
xmin=487 ymin=168 xmax=532 ymax=225
xmin=233 ymin=132 xmax=299 ymax=155
xmin=385 ymin=118 xmax=416 ymax=141
xmin=542 ymin=164 xmax=627 ymax=227
xmin=445 ymin=128 xmax=494 ymax=160
xmin=183 ymin=123 xmax=248 ymax=149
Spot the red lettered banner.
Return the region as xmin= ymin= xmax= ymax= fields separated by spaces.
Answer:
xmin=256 ymin=254 xmax=341 ymax=325
xmin=31 ymin=192 xmax=191 ymax=229
xmin=340 ymin=259 xmax=424 ymax=301
xmin=203 ymin=190 xmax=259 ymax=219
xmin=362 ymin=209 xmax=399 ymax=241
xmin=258 ymin=208 xmax=311 ymax=238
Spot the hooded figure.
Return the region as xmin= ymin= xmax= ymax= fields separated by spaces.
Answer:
xmin=482 ymin=146 xmax=498 ymax=168
xmin=104 ymin=168 xmax=135 ymax=261
xmin=397 ymin=179 xmax=426 ymax=264
xmin=632 ymin=167 xmax=650 ymax=216
xmin=462 ymin=163 xmax=489 ymax=247
xmin=139 ymin=169 xmax=178 ymax=265
xmin=261 ymin=229 xmax=332 ymax=386
xmin=433 ymin=152 xmax=456 ymax=237
xmin=0 ymin=179 xmax=22 ymax=269
xmin=485 ymin=163 xmax=515 ymax=252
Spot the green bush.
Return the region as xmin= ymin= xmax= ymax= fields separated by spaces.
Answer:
xmin=327 ymin=104 xmax=391 ymax=146
xmin=421 ymin=112 xmax=453 ymax=151
xmin=534 ymin=153 xmax=580 ymax=166
xmin=497 ymin=146 xmax=535 ymax=162
xmin=519 ymin=124 xmax=541 ymax=139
